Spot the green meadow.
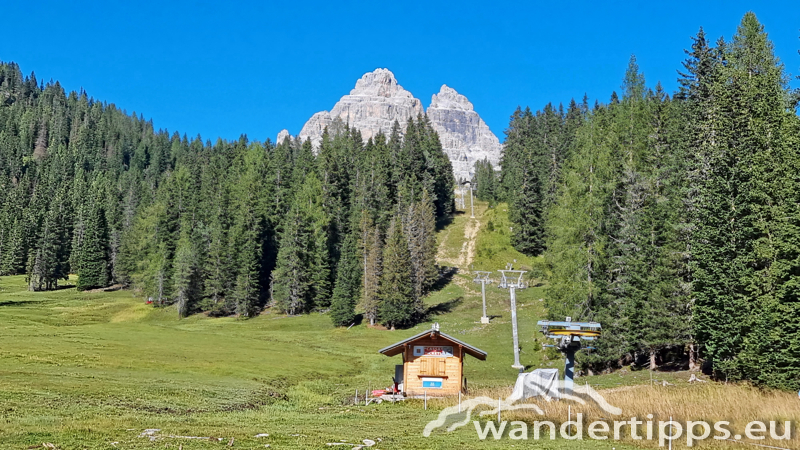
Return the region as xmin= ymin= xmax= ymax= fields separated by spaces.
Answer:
xmin=0 ymin=202 xmax=637 ymax=449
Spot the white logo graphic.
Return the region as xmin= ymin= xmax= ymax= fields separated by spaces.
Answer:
xmin=423 ymin=377 xmax=621 ymax=437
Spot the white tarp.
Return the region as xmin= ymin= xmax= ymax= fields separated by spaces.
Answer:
xmin=507 ymin=368 xmax=560 ymax=402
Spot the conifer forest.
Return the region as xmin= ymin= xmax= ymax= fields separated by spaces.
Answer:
xmin=1 ymin=13 xmax=799 ymax=391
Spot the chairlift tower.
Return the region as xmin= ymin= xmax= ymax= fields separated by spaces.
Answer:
xmin=537 ymin=317 xmax=601 ymax=395
xmin=497 ymin=266 xmax=528 ymax=371
xmin=470 ymin=183 xmax=475 ymax=218
xmin=472 ymin=271 xmax=493 ymax=324
xmin=462 ymin=180 xmax=475 ymax=218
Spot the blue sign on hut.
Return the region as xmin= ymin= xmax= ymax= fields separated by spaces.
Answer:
xmin=378 ymin=323 xmax=487 ymax=396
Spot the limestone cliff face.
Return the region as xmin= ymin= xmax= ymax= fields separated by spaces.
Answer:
xmin=426 ymin=85 xmax=502 ymax=181
xmin=297 ymin=68 xmax=423 ymax=148
xmin=291 ymin=69 xmax=501 ymax=181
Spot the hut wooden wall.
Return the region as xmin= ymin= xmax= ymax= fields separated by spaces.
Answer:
xmin=402 ymin=336 xmax=464 ymax=396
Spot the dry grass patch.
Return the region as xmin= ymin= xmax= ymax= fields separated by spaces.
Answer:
xmin=440 ymin=381 xmax=800 ymax=449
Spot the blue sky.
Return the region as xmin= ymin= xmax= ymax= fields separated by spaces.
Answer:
xmin=3 ymin=1 xmax=798 ymax=143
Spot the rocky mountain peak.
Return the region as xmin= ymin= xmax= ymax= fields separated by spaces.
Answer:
xmin=297 ymin=68 xmax=422 ymax=148
xmin=426 ymin=85 xmax=502 ymax=181
xmin=351 ymin=68 xmax=407 ymax=98
xmin=291 ymin=69 xmax=502 ymax=181
xmin=276 ymin=129 xmax=292 ymax=144
xmin=429 ymin=84 xmax=474 ymax=111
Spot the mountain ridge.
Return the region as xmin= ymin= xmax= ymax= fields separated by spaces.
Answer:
xmin=279 ymin=68 xmax=502 ymax=181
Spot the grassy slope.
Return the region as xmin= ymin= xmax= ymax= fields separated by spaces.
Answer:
xmin=5 ymin=201 xmax=793 ymax=449
xmin=0 ymin=200 xmax=625 ymax=449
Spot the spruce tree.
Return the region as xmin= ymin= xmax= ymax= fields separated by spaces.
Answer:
xmin=702 ymin=13 xmax=800 ymax=388
xmin=270 ymin=203 xmax=310 ymax=315
xmin=300 ymin=173 xmax=332 ymax=308
xmin=498 ymin=107 xmax=530 ymax=204
xmin=378 ymin=216 xmax=415 ymax=329
xmin=75 ymin=194 xmax=110 ymax=291
xmin=271 ymin=174 xmax=329 ymax=315
xmin=202 ymin=177 xmax=232 ymax=306
xmin=0 ymin=216 xmax=25 ymax=276
xmin=359 ymin=213 xmax=382 ymax=326
xmin=172 ymin=223 xmax=200 ymax=317
xmin=330 ymin=232 xmax=361 ymax=326
xmin=26 ymin=194 xmax=70 ymax=291
xmin=473 ymin=159 xmax=497 ymax=202
xmin=404 ymin=189 xmax=438 ymax=308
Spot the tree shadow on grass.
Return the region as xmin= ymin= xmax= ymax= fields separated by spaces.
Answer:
xmin=421 ymin=297 xmax=463 ymax=321
xmin=50 ymin=284 xmax=77 ymax=291
xmin=429 ymin=266 xmax=458 ymax=293
xmin=0 ymin=300 xmax=42 ymax=307
xmin=436 ymin=211 xmax=461 ymax=231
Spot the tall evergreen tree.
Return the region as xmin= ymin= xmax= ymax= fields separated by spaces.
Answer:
xmin=172 ymin=222 xmax=201 ymax=317
xmin=378 ymin=216 xmax=415 ymax=329
xmin=473 ymin=158 xmax=497 ymax=202
xmin=690 ymin=13 xmax=800 ymax=388
xmin=26 ymin=197 xmax=70 ymax=291
xmin=544 ymin=104 xmax=617 ymax=322
xmin=75 ymin=187 xmax=110 ymax=291
xmin=359 ymin=213 xmax=382 ymax=326
xmin=404 ymin=189 xmax=438 ymax=308
xmin=271 ymin=174 xmax=329 ymax=314
xmin=330 ymin=232 xmax=361 ymax=326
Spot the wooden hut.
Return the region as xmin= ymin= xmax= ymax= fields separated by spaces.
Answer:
xmin=378 ymin=324 xmax=487 ymax=396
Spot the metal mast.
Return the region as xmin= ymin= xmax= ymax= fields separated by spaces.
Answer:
xmin=469 ymin=183 xmax=475 ymax=218
xmin=472 ymin=271 xmax=493 ymax=324
xmin=497 ymin=266 xmax=528 ymax=371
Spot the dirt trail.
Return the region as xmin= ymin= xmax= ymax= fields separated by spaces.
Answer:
xmin=435 ymin=209 xmax=482 ymax=293
xmin=436 ymin=214 xmax=481 ymax=271
xmin=457 ymin=218 xmax=480 ymax=269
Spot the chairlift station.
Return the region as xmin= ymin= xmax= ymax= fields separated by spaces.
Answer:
xmin=537 ymin=317 xmax=602 ymax=394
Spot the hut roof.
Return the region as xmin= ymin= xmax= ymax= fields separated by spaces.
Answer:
xmin=378 ymin=326 xmax=487 ymax=361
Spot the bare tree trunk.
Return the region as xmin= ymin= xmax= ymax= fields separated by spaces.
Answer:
xmin=688 ymin=343 xmax=698 ymax=371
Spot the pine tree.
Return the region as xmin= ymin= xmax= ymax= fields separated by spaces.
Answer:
xmin=473 ymin=158 xmax=497 ymax=202
xmin=202 ymin=166 xmax=233 ymax=307
xmin=271 ymin=203 xmax=311 ymax=315
xmin=271 ymin=174 xmax=329 ymax=315
xmin=378 ymin=216 xmax=415 ymax=329
xmin=330 ymin=232 xmax=361 ymax=326
xmin=359 ymin=213 xmax=382 ymax=326
xmin=696 ymin=13 xmax=800 ymax=388
xmin=404 ymin=189 xmax=438 ymax=308
xmin=75 ymin=193 xmax=110 ymax=291
xmin=26 ymin=194 xmax=70 ymax=291
xmin=172 ymin=222 xmax=200 ymax=317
